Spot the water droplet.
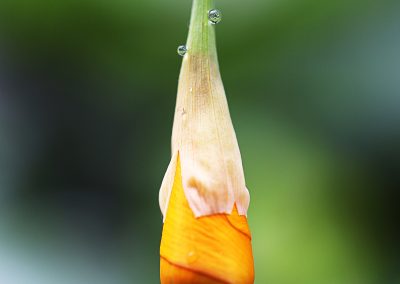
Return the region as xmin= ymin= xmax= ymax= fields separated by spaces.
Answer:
xmin=187 ymin=250 xmax=198 ymax=264
xmin=208 ymin=9 xmax=222 ymax=24
xmin=177 ymin=45 xmax=187 ymax=56
xmin=189 ymin=87 xmax=193 ymax=93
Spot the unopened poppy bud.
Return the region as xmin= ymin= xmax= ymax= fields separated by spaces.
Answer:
xmin=159 ymin=0 xmax=254 ymax=283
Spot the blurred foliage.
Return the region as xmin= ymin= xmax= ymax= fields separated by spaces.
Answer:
xmin=0 ymin=0 xmax=399 ymax=283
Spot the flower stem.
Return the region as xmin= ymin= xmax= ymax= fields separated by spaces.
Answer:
xmin=186 ymin=0 xmax=216 ymax=57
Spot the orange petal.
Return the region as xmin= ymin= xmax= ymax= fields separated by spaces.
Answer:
xmin=160 ymin=156 xmax=254 ymax=283
xmin=160 ymin=257 xmax=223 ymax=284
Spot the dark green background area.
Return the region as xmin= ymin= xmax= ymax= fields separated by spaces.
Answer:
xmin=0 ymin=0 xmax=399 ymax=283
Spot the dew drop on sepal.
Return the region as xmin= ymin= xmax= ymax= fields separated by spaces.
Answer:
xmin=208 ymin=9 xmax=222 ymax=24
xmin=177 ymin=45 xmax=187 ymax=56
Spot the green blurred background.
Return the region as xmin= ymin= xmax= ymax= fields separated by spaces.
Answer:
xmin=0 ymin=0 xmax=399 ymax=283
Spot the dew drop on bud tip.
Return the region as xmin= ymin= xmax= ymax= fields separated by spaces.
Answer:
xmin=177 ymin=45 xmax=187 ymax=56
xmin=208 ymin=9 xmax=222 ymax=24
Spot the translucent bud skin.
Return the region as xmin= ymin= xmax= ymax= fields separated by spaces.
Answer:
xmin=159 ymin=0 xmax=250 ymax=219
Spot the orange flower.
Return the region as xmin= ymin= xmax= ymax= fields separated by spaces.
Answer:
xmin=159 ymin=0 xmax=254 ymax=282
xmin=160 ymin=155 xmax=254 ymax=283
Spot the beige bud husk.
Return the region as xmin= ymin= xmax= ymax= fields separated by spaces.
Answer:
xmin=159 ymin=0 xmax=250 ymax=220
